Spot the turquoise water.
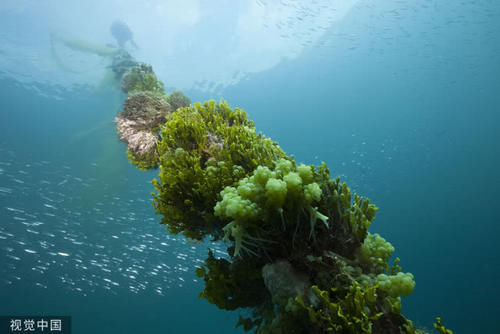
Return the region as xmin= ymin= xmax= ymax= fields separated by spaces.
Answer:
xmin=1 ymin=1 xmax=499 ymax=333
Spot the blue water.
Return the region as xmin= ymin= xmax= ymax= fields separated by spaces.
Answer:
xmin=1 ymin=0 xmax=499 ymax=333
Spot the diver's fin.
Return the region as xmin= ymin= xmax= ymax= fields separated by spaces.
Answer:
xmin=58 ymin=37 xmax=118 ymax=57
xmin=50 ymin=32 xmax=121 ymax=73
xmin=51 ymin=33 xmax=118 ymax=57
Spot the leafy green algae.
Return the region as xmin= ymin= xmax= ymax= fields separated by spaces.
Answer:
xmin=114 ymin=65 xmax=452 ymax=333
xmin=154 ymin=100 xmax=285 ymax=240
xmin=120 ymin=63 xmax=164 ymax=94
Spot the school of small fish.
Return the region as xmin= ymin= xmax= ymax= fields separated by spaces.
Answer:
xmin=0 ymin=147 xmax=227 ymax=297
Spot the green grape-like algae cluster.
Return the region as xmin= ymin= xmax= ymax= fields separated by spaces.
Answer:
xmin=196 ymin=156 xmax=421 ymax=333
xmin=114 ymin=65 xmax=452 ymax=333
xmin=213 ymin=159 xmax=330 ymax=257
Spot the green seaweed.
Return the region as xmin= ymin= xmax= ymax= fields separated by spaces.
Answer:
xmin=120 ymin=63 xmax=164 ymax=94
xmin=433 ymin=317 xmax=453 ymax=334
xmin=296 ymin=283 xmax=383 ymax=333
xmin=166 ymin=90 xmax=191 ymax=111
xmin=125 ymin=148 xmax=159 ymax=171
xmin=153 ymin=100 xmax=285 ymax=240
xmin=195 ymin=250 xmax=266 ymax=311
xmin=114 ymin=64 xmax=453 ymax=333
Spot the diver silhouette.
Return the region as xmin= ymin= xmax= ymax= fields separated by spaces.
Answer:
xmin=110 ymin=20 xmax=138 ymax=50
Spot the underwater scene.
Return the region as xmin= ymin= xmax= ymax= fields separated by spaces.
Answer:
xmin=0 ymin=0 xmax=499 ymax=333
